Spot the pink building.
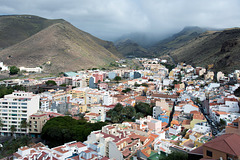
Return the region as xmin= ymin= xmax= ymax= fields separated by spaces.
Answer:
xmin=93 ymin=73 xmax=104 ymax=83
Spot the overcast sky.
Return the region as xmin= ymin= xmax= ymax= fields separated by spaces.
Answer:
xmin=1 ymin=0 xmax=240 ymax=40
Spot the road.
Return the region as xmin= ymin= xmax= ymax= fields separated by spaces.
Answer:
xmin=193 ymin=99 xmax=220 ymax=136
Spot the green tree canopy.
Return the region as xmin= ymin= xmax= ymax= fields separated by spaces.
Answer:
xmin=0 ymin=118 xmax=4 ymax=129
xmin=0 ymin=85 xmax=26 ymax=98
xmin=135 ymin=112 xmax=144 ymax=119
xmin=234 ymin=87 xmax=240 ymax=97
xmin=20 ymin=119 xmax=29 ymax=130
xmin=9 ymin=66 xmax=20 ymax=75
xmin=135 ymin=102 xmax=152 ymax=117
xmin=113 ymin=103 xmax=123 ymax=113
xmin=41 ymin=116 xmax=107 ymax=147
xmin=45 ymin=80 xmax=57 ymax=86
xmin=122 ymin=88 xmax=132 ymax=93
xmin=10 ymin=125 xmax=16 ymax=136
xmin=114 ymin=76 xmax=122 ymax=82
xmin=121 ymin=106 xmax=136 ymax=119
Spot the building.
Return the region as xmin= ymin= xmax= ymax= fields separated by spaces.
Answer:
xmin=84 ymin=125 xmax=142 ymax=160
xmin=13 ymin=141 xmax=108 ymax=160
xmin=226 ymin=117 xmax=240 ymax=135
xmin=19 ymin=67 xmax=42 ymax=73
xmin=0 ymin=91 xmax=40 ymax=136
xmin=202 ymin=133 xmax=240 ymax=160
xmin=28 ymin=111 xmax=48 ymax=138
xmin=0 ymin=62 xmax=9 ymax=71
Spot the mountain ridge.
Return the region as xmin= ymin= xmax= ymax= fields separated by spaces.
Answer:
xmin=0 ymin=15 xmax=120 ymax=73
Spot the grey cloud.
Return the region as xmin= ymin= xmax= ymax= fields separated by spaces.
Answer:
xmin=1 ymin=0 xmax=240 ymax=40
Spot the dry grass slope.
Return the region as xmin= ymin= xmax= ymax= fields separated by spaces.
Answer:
xmin=0 ymin=21 xmax=119 ymax=73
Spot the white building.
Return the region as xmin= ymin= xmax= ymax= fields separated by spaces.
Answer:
xmin=0 ymin=62 xmax=9 ymax=71
xmin=19 ymin=67 xmax=42 ymax=73
xmin=192 ymin=122 xmax=211 ymax=134
xmin=0 ymin=91 xmax=40 ymax=136
xmin=103 ymin=92 xmax=113 ymax=106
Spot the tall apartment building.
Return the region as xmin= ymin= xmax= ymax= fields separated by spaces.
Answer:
xmin=0 ymin=91 xmax=40 ymax=136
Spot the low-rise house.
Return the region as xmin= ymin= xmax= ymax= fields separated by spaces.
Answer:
xmin=226 ymin=117 xmax=240 ymax=136
xmin=202 ymin=133 xmax=240 ymax=160
xmin=84 ymin=125 xmax=143 ymax=160
xmin=192 ymin=122 xmax=211 ymax=134
xmin=13 ymin=141 xmax=107 ymax=160
xmin=169 ymin=120 xmax=181 ymax=135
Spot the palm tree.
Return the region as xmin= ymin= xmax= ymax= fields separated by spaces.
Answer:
xmin=20 ymin=119 xmax=29 ymax=135
xmin=10 ymin=125 xmax=16 ymax=137
xmin=0 ymin=118 xmax=4 ymax=130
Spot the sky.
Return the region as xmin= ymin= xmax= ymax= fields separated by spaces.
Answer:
xmin=1 ymin=0 xmax=240 ymax=41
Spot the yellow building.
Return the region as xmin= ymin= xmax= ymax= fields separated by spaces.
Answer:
xmin=79 ymin=104 xmax=87 ymax=113
xmin=190 ymin=113 xmax=207 ymax=129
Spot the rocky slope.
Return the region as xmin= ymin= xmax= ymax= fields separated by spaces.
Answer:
xmin=0 ymin=16 xmax=120 ymax=73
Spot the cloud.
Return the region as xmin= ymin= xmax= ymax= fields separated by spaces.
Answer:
xmin=1 ymin=0 xmax=240 ymax=40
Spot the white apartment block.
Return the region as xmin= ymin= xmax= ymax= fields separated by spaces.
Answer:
xmin=19 ymin=67 xmax=42 ymax=73
xmin=0 ymin=91 xmax=40 ymax=136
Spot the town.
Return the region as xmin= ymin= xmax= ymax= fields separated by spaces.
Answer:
xmin=1 ymin=58 xmax=240 ymax=160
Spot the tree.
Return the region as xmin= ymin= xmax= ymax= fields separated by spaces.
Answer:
xmin=60 ymin=83 xmax=67 ymax=87
xmin=20 ymin=119 xmax=29 ymax=133
xmin=113 ymin=103 xmax=123 ymax=113
xmin=234 ymin=87 xmax=240 ymax=97
xmin=114 ymin=76 xmax=121 ymax=83
xmin=122 ymin=88 xmax=132 ymax=93
xmin=9 ymin=66 xmax=20 ymax=75
xmin=10 ymin=125 xmax=16 ymax=137
xmin=135 ymin=112 xmax=144 ymax=119
xmin=41 ymin=116 xmax=107 ymax=147
xmin=45 ymin=80 xmax=57 ymax=86
xmin=141 ymin=83 xmax=149 ymax=87
xmin=121 ymin=106 xmax=136 ymax=119
xmin=110 ymin=111 xmax=122 ymax=123
xmin=134 ymin=82 xmax=141 ymax=87
xmin=135 ymin=102 xmax=152 ymax=116
xmin=0 ymin=118 xmax=3 ymax=129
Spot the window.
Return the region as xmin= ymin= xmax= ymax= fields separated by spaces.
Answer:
xmin=206 ymin=150 xmax=212 ymax=157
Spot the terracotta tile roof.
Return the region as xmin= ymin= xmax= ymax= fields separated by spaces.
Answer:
xmin=68 ymin=142 xmax=86 ymax=148
xmin=31 ymin=142 xmax=46 ymax=148
xmin=193 ymin=114 xmax=205 ymax=120
xmin=141 ymin=147 xmax=151 ymax=157
xmin=203 ymin=133 xmax=240 ymax=156
xmin=122 ymin=148 xmax=131 ymax=157
xmin=190 ymin=110 xmax=200 ymax=114
xmin=85 ymin=112 xmax=100 ymax=117
xmin=19 ymin=146 xmax=29 ymax=151
xmin=171 ymin=120 xmax=179 ymax=125
xmin=224 ymin=98 xmax=238 ymax=102
xmin=152 ymin=93 xmax=178 ymax=99
xmin=189 ymin=146 xmax=203 ymax=155
xmin=181 ymin=119 xmax=191 ymax=125
xmin=52 ymin=146 xmax=69 ymax=153
xmin=162 ymin=122 xmax=168 ymax=127
xmin=13 ymin=152 xmax=22 ymax=158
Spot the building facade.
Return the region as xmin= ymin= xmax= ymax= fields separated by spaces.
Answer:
xmin=0 ymin=91 xmax=40 ymax=136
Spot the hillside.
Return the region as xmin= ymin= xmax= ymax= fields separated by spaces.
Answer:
xmin=150 ymin=26 xmax=209 ymax=55
xmin=169 ymin=28 xmax=240 ymax=73
xmin=0 ymin=15 xmax=64 ymax=50
xmin=0 ymin=19 xmax=119 ymax=73
xmin=115 ymin=39 xmax=153 ymax=57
